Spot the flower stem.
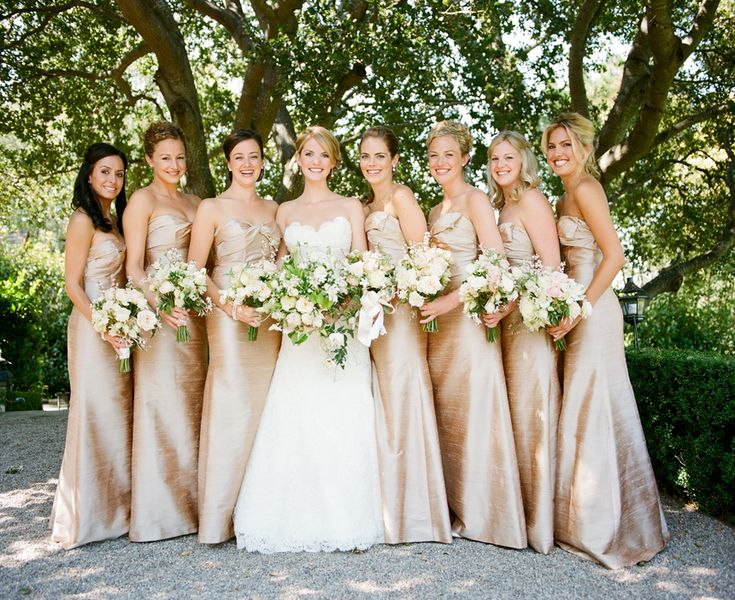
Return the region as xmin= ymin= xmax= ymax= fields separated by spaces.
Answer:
xmin=176 ymin=325 xmax=190 ymax=343
xmin=486 ymin=325 xmax=499 ymax=343
xmin=422 ymin=318 xmax=438 ymax=333
xmin=248 ymin=325 xmax=259 ymax=341
xmin=119 ymin=357 xmax=131 ymax=373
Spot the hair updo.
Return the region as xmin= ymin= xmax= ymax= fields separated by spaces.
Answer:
xmin=426 ymin=120 xmax=473 ymax=156
xmin=541 ymin=112 xmax=600 ymax=179
xmin=295 ymin=126 xmax=341 ymax=179
xmin=222 ymin=129 xmax=264 ymax=183
xmin=143 ymin=120 xmax=187 ymax=157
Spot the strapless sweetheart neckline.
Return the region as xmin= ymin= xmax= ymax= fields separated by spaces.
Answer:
xmin=285 ymin=215 xmax=349 ymax=234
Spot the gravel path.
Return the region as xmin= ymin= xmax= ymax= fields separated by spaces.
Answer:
xmin=1 ymin=410 xmax=733 ymax=599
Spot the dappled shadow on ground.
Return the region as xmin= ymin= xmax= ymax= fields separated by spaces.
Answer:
xmin=1 ymin=411 xmax=734 ymax=599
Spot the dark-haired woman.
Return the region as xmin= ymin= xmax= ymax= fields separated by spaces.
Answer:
xmin=123 ymin=121 xmax=206 ymax=542
xmin=360 ymin=126 xmax=451 ymax=544
xmin=51 ymin=142 xmax=132 ymax=548
xmin=188 ymin=130 xmax=281 ymax=544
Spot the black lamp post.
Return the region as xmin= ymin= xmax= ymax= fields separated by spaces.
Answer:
xmin=618 ymin=277 xmax=648 ymax=350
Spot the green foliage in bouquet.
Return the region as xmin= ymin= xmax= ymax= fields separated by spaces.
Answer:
xmin=627 ymin=349 xmax=735 ymax=521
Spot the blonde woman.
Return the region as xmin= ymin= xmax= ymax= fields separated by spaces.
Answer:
xmin=233 ymin=126 xmax=383 ymax=553
xmin=361 ymin=126 xmax=451 ymax=544
xmin=123 ymin=121 xmax=206 ymax=542
xmin=188 ymin=129 xmax=281 ymax=544
xmin=485 ymin=130 xmax=561 ymax=554
xmin=422 ymin=121 xmax=526 ymax=549
xmin=542 ymin=112 xmax=668 ymax=568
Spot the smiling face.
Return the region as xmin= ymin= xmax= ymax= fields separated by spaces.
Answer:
xmin=489 ymin=140 xmax=523 ymax=190
xmin=88 ymin=155 xmax=125 ymax=202
xmin=359 ymin=136 xmax=398 ymax=187
xmin=228 ymin=139 xmax=263 ymax=186
xmin=428 ymin=135 xmax=467 ymax=185
xmin=297 ymin=137 xmax=336 ymax=182
xmin=146 ymin=138 xmax=186 ymax=185
xmin=545 ymin=126 xmax=581 ymax=177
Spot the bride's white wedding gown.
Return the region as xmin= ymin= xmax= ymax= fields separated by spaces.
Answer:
xmin=233 ymin=216 xmax=384 ymax=553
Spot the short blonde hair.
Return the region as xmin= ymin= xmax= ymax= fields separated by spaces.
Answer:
xmin=487 ymin=130 xmax=541 ymax=210
xmin=541 ymin=112 xmax=600 ymax=179
xmin=426 ymin=120 xmax=473 ymax=156
xmin=295 ymin=126 xmax=341 ymax=177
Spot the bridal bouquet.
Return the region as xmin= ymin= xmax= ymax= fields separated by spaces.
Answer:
xmin=146 ymin=248 xmax=213 ymax=343
xmin=458 ymin=248 xmax=520 ymax=343
xmin=219 ymin=259 xmax=279 ymax=341
xmin=516 ymin=258 xmax=592 ymax=350
xmin=90 ymin=284 xmax=160 ymax=372
xmin=395 ymin=235 xmax=453 ymax=332
xmin=264 ymin=249 xmax=350 ymax=361
xmin=342 ymin=250 xmax=396 ymax=347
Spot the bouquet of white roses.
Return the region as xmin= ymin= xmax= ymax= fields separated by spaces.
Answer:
xmin=219 ymin=259 xmax=279 ymax=341
xmin=395 ymin=235 xmax=453 ymax=332
xmin=458 ymin=248 xmax=519 ymax=343
xmin=90 ymin=284 xmax=160 ymax=372
xmin=145 ymin=248 xmax=213 ymax=343
xmin=342 ymin=250 xmax=396 ymax=347
xmin=516 ymin=257 xmax=592 ymax=350
xmin=264 ymin=249 xmax=351 ymax=362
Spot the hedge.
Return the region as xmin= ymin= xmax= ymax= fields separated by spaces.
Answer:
xmin=4 ymin=389 xmax=44 ymax=411
xmin=628 ymin=349 xmax=735 ymax=520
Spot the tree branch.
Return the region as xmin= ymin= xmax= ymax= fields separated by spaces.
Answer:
xmin=568 ymin=0 xmax=604 ymax=117
xmin=186 ymin=0 xmax=252 ymax=53
xmin=653 ymin=102 xmax=735 ymax=149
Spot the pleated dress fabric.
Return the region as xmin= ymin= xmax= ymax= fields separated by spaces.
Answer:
xmin=499 ymin=221 xmax=561 ymax=554
xmin=129 ymin=214 xmax=207 ymax=542
xmin=365 ymin=212 xmax=452 ymax=544
xmin=427 ymin=212 xmax=526 ymax=549
xmin=51 ymin=238 xmax=132 ymax=549
xmin=555 ymin=215 xmax=669 ymax=569
xmin=197 ymin=220 xmax=282 ymax=544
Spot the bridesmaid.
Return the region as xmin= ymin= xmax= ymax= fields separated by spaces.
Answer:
xmin=188 ymin=129 xmax=281 ymax=544
xmin=542 ymin=112 xmax=669 ymax=568
xmin=484 ymin=131 xmax=562 ymax=554
xmin=420 ymin=121 xmax=526 ymax=548
xmin=123 ymin=121 xmax=206 ymax=542
xmin=360 ymin=126 xmax=452 ymax=544
xmin=51 ymin=142 xmax=132 ymax=548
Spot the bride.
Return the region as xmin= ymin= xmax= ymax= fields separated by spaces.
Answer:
xmin=233 ymin=126 xmax=384 ymax=553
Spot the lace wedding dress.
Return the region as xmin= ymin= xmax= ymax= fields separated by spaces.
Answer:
xmin=233 ymin=216 xmax=384 ymax=553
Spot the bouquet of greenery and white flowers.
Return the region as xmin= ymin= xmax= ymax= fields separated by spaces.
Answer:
xmin=458 ymin=248 xmax=519 ymax=343
xmin=342 ymin=249 xmax=396 ymax=347
xmin=516 ymin=257 xmax=592 ymax=350
xmin=219 ymin=259 xmax=279 ymax=341
xmin=395 ymin=235 xmax=453 ymax=332
xmin=146 ymin=248 xmax=213 ymax=343
xmin=90 ymin=284 xmax=160 ymax=372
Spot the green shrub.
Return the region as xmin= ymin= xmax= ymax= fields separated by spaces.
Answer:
xmin=4 ymin=389 xmax=44 ymax=411
xmin=628 ymin=349 xmax=735 ymax=519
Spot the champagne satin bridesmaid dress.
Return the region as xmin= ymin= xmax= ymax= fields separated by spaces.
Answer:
xmin=51 ymin=238 xmax=132 ymax=548
xmin=555 ymin=215 xmax=669 ymax=569
xmin=427 ymin=212 xmax=526 ymax=549
xmin=197 ymin=220 xmax=281 ymax=544
xmin=129 ymin=214 xmax=207 ymax=542
xmin=499 ymin=221 xmax=561 ymax=554
xmin=365 ymin=212 xmax=452 ymax=544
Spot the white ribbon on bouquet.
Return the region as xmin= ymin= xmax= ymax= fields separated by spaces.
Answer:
xmin=356 ymin=291 xmax=394 ymax=347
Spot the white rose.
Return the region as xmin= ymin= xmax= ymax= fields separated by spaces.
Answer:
xmin=312 ymin=265 xmax=328 ymax=283
xmin=295 ymin=297 xmax=314 ymax=314
xmin=159 ymin=280 xmax=175 ymax=295
xmin=326 ymin=331 xmax=345 ymax=351
xmin=281 ymin=296 xmax=297 ymax=310
xmin=112 ymin=305 xmax=131 ymax=323
xmin=366 ymin=270 xmax=387 ymax=289
xmin=348 ymin=261 xmax=365 ymax=277
xmin=408 ymin=290 xmax=425 ymax=307
xmin=467 ymin=275 xmax=486 ymax=291
xmin=416 ymin=275 xmax=441 ymax=295
xmin=136 ymin=309 xmax=158 ymax=331
xmin=286 ymin=312 xmax=302 ymax=328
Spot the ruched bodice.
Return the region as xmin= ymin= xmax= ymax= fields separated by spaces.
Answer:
xmin=430 ymin=213 xmax=478 ymax=286
xmin=211 ymin=220 xmax=280 ymax=288
xmin=365 ymin=212 xmax=406 ymax=263
xmin=145 ymin=214 xmax=192 ymax=266
xmin=499 ymin=222 xmax=533 ymax=267
xmin=84 ymin=238 xmax=126 ymax=301
xmin=557 ymin=216 xmax=602 ymax=285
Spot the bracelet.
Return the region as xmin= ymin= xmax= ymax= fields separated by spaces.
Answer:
xmin=231 ymin=303 xmax=238 ymax=321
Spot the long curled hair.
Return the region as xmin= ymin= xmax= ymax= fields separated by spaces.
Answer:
xmin=487 ymin=130 xmax=541 ymax=210
xmin=71 ymin=142 xmax=128 ymax=236
xmin=360 ymin=126 xmax=399 ymax=203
